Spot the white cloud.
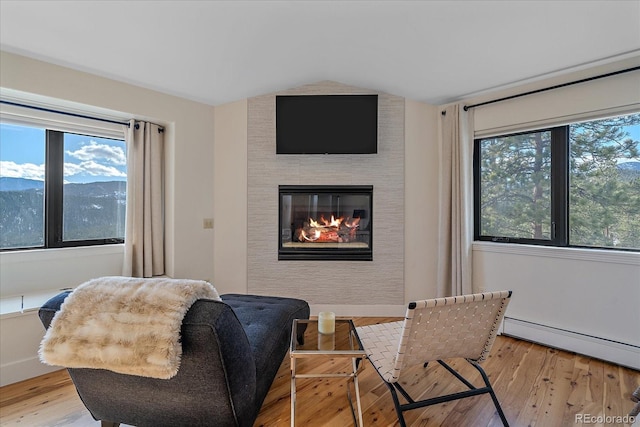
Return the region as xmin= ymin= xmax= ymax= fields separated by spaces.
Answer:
xmin=0 ymin=161 xmax=45 ymax=180
xmin=65 ymin=161 xmax=126 ymax=178
xmin=0 ymin=160 xmax=125 ymax=180
xmin=66 ymin=140 xmax=126 ymax=165
xmin=63 ymin=163 xmax=85 ymax=176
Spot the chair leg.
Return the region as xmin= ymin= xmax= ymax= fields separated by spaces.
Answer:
xmin=385 ymin=382 xmax=408 ymax=427
xmin=376 ymin=360 xmax=508 ymax=427
xmin=393 ymin=382 xmax=416 ymax=405
xmin=468 ymin=360 xmax=509 ymax=427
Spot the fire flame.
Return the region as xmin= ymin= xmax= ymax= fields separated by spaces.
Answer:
xmin=298 ymin=215 xmax=361 ymax=243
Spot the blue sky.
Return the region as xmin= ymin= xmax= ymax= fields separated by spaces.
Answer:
xmin=0 ymin=123 xmax=126 ymax=184
xmin=627 ymin=123 xmax=640 ymax=144
xmin=620 ymin=123 xmax=639 ymax=164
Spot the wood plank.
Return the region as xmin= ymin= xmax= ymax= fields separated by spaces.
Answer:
xmin=0 ymin=369 xmax=97 ymax=427
xmin=1 ymin=318 xmax=639 ymax=427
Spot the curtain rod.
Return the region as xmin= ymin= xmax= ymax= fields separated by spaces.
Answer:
xmin=463 ymin=66 xmax=640 ymax=111
xmin=0 ymin=100 xmax=164 ymax=132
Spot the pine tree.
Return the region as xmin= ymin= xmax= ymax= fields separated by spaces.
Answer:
xmin=569 ymin=114 xmax=640 ymax=248
xmin=479 ymin=113 xmax=640 ymax=249
xmin=479 ymin=130 xmax=552 ymax=239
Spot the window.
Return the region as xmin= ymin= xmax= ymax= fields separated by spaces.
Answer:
xmin=0 ymin=122 xmax=126 ymax=250
xmin=474 ymin=112 xmax=640 ymax=251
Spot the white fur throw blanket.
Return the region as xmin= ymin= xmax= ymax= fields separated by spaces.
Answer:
xmin=39 ymin=276 xmax=221 ymax=379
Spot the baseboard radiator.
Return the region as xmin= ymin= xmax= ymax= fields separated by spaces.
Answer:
xmin=501 ymin=317 xmax=640 ymax=371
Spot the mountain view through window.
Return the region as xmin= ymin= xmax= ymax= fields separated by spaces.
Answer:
xmin=0 ymin=123 xmax=126 ymax=249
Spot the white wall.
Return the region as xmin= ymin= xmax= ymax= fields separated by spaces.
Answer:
xmin=213 ymin=99 xmax=248 ymax=295
xmin=0 ymin=51 xmax=216 ymax=385
xmin=0 ymin=310 xmax=60 ymax=385
xmin=404 ymin=99 xmax=440 ymax=302
xmin=469 ymin=57 xmax=640 ymax=369
xmin=473 ymin=60 xmax=640 ymax=137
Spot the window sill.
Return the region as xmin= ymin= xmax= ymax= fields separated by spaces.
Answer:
xmin=472 ymin=241 xmax=640 ymax=266
xmin=0 ymin=244 xmax=124 ymax=302
xmin=0 ymin=288 xmax=68 ymax=318
xmin=0 ymin=243 xmax=124 ymax=264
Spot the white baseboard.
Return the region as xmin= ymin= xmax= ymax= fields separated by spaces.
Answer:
xmin=0 ymin=357 xmax=60 ymax=387
xmin=502 ymin=317 xmax=640 ymax=370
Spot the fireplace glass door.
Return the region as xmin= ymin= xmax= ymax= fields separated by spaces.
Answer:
xmin=279 ymin=185 xmax=373 ymax=261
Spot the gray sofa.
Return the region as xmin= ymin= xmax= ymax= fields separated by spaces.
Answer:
xmin=39 ymin=291 xmax=310 ymax=427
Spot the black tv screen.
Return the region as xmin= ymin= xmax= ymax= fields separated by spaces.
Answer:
xmin=276 ymin=94 xmax=378 ymax=154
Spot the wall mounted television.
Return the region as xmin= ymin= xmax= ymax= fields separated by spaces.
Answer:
xmin=276 ymin=94 xmax=378 ymax=154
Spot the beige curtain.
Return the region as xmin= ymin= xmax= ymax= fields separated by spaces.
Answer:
xmin=436 ymin=104 xmax=474 ymax=297
xmin=123 ymin=120 xmax=165 ymax=277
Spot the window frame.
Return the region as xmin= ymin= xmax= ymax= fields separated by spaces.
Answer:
xmin=1 ymin=124 xmax=126 ymax=251
xmin=473 ymin=117 xmax=638 ymax=252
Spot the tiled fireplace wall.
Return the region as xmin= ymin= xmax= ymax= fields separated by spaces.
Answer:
xmin=247 ymin=81 xmax=404 ymax=305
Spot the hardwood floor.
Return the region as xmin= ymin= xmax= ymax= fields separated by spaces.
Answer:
xmin=1 ymin=317 xmax=638 ymax=427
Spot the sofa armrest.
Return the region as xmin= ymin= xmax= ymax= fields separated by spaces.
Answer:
xmin=38 ymin=293 xmax=258 ymax=427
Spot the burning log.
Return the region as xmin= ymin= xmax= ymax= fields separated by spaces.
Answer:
xmin=296 ymin=215 xmax=361 ymax=243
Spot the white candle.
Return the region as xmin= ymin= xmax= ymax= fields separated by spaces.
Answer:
xmin=318 ymin=330 xmax=335 ymax=350
xmin=318 ymin=311 xmax=335 ymax=334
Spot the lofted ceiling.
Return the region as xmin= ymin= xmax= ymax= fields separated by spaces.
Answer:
xmin=1 ymin=1 xmax=639 ymax=107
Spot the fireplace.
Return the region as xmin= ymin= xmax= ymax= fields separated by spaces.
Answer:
xmin=279 ymin=185 xmax=373 ymax=261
